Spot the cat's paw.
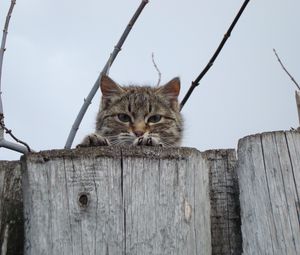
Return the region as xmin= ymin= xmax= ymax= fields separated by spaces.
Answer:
xmin=77 ymin=133 xmax=110 ymax=148
xmin=134 ymin=136 xmax=163 ymax=147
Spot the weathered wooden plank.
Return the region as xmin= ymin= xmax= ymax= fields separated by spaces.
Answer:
xmin=237 ymin=131 xmax=300 ymax=255
xmin=22 ymin=147 xmax=124 ymax=255
xmin=204 ymin=150 xmax=241 ymax=255
xmin=22 ymin=146 xmax=211 ymax=255
xmin=296 ymin=91 xmax=300 ymax=128
xmin=0 ymin=161 xmax=23 ymax=255
xmin=286 ymin=131 xmax=300 ymax=194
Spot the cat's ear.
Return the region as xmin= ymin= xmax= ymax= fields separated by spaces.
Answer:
xmin=156 ymin=77 xmax=180 ymax=110
xmin=157 ymin=77 xmax=180 ymax=100
xmin=100 ymin=75 xmax=124 ymax=98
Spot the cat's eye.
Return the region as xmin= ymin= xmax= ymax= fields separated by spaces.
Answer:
xmin=117 ymin=113 xmax=131 ymax=123
xmin=148 ymin=115 xmax=162 ymax=123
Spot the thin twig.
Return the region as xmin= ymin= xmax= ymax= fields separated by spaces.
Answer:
xmin=273 ymin=49 xmax=300 ymax=129
xmin=65 ymin=0 xmax=149 ymax=149
xmin=273 ymin=48 xmax=300 ymax=90
xmin=0 ymin=120 xmax=31 ymax=152
xmin=151 ymin=52 xmax=161 ymax=86
xmin=180 ymin=0 xmax=251 ymax=110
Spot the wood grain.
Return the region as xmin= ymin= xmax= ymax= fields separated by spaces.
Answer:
xmin=204 ymin=150 xmax=241 ymax=255
xmin=0 ymin=161 xmax=23 ymax=255
xmin=237 ymin=131 xmax=300 ymax=255
xmin=22 ymin=146 xmax=211 ymax=255
xmin=296 ymin=91 xmax=300 ymax=128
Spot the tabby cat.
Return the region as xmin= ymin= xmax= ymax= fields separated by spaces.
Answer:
xmin=78 ymin=75 xmax=183 ymax=147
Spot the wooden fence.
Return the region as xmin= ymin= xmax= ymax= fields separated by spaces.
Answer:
xmin=238 ymin=131 xmax=300 ymax=254
xmin=0 ymin=131 xmax=299 ymax=254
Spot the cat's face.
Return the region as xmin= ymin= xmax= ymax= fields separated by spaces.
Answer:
xmin=96 ymin=75 xmax=183 ymax=147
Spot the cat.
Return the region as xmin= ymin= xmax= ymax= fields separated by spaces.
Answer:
xmin=78 ymin=75 xmax=183 ymax=147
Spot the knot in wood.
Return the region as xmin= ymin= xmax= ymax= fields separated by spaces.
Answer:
xmin=184 ymin=200 xmax=192 ymax=223
xmin=78 ymin=192 xmax=90 ymax=208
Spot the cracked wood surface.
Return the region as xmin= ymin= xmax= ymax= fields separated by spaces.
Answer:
xmin=204 ymin=150 xmax=241 ymax=255
xmin=237 ymin=131 xmax=300 ymax=255
xmin=22 ymin=146 xmax=211 ymax=255
xmin=0 ymin=161 xmax=23 ymax=255
xmin=3 ymin=131 xmax=299 ymax=254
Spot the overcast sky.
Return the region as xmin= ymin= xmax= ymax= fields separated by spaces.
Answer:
xmin=1 ymin=0 xmax=299 ymax=160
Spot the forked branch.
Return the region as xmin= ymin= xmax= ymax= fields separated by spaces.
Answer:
xmin=65 ymin=0 xmax=149 ymax=149
xmin=0 ymin=0 xmax=16 ymax=115
xmin=0 ymin=121 xmax=31 ymax=152
xmin=0 ymin=0 xmax=31 ymax=154
xmin=180 ymin=0 xmax=251 ymax=110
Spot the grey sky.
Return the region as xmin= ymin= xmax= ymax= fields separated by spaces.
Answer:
xmin=1 ymin=0 xmax=299 ymax=160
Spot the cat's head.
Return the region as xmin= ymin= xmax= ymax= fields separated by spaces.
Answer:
xmin=96 ymin=75 xmax=183 ymax=147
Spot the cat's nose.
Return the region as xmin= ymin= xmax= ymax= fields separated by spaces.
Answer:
xmin=134 ymin=130 xmax=144 ymax=137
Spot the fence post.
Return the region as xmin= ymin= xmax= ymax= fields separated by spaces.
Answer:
xmin=204 ymin=149 xmax=242 ymax=254
xmin=4 ymin=131 xmax=300 ymax=254
xmin=22 ymin=146 xmax=211 ymax=255
xmin=237 ymin=131 xmax=300 ymax=254
xmin=0 ymin=161 xmax=23 ymax=255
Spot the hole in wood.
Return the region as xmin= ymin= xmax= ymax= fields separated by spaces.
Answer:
xmin=78 ymin=192 xmax=90 ymax=208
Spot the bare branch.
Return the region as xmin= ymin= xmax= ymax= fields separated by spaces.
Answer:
xmin=0 ymin=0 xmax=32 ymax=154
xmin=273 ymin=48 xmax=300 ymax=91
xmin=273 ymin=49 xmax=300 ymax=129
xmin=0 ymin=0 xmax=16 ymax=115
xmin=151 ymin=52 xmax=162 ymax=86
xmin=65 ymin=0 xmax=149 ymax=149
xmin=180 ymin=0 xmax=251 ymax=110
xmin=0 ymin=138 xmax=29 ymax=154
